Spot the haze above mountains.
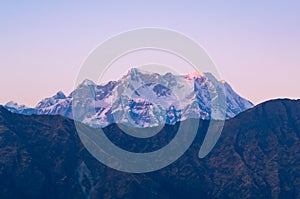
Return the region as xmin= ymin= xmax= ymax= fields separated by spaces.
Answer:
xmin=4 ymin=68 xmax=253 ymax=128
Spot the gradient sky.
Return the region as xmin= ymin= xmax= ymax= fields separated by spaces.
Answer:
xmin=0 ymin=1 xmax=299 ymax=107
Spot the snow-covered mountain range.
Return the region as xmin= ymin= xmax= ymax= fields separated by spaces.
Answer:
xmin=4 ymin=68 xmax=253 ymax=127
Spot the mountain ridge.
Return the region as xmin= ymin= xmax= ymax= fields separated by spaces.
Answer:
xmin=0 ymin=99 xmax=299 ymax=198
xmin=4 ymin=68 xmax=253 ymax=128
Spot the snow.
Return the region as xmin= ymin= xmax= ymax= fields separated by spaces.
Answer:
xmin=4 ymin=68 xmax=254 ymax=128
xmin=184 ymin=70 xmax=204 ymax=80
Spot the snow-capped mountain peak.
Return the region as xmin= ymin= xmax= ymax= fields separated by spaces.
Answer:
xmin=54 ymin=91 xmax=66 ymax=99
xmin=184 ymin=70 xmax=204 ymax=80
xmin=3 ymin=68 xmax=254 ymax=128
xmin=36 ymin=91 xmax=67 ymax=105
xmin=4 ymin=101 xmax=36 ymax=115
xmin=5 ymin=101 xmax=27 ymax=110
xmin=80 ymin=79 xmax=96 ymax=87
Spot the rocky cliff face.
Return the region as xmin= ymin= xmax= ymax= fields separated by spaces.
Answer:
xmin=0 ymin=99 xmax=299 ymax=199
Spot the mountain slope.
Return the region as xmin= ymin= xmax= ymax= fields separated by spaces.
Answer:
xmin=4 ymin=68 xmax=253 ymax=128
xmin=0 ymin=99 xmax=299 ymax=198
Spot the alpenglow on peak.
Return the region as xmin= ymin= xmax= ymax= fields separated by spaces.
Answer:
xmin=4 ymin=68 xmax=253 ymax=128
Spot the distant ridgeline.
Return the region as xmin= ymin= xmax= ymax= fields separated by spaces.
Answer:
xmin=4 ymin=68 xmax=253 ymax=128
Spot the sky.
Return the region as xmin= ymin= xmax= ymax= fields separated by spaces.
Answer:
xmin=0 ymin=0 xmax=299 ymax=106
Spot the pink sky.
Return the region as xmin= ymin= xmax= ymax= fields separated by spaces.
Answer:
xmin=1 ymin=1 xmax=299 ymax=107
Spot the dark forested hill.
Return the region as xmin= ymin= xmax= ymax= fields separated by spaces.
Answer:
xmin=0 ymin=99 xmax=299 ymax=199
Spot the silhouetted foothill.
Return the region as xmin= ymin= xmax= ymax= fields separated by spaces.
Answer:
xmin=0 ymin=99 xmax=299 ymax=198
